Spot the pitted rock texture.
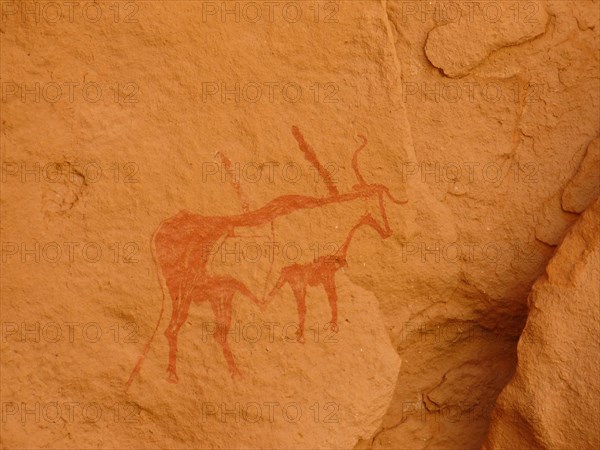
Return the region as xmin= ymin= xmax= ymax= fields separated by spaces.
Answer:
xmin=483 ymin=197 xmax=600 ymax=450
xmin=1 ymin=1 xmax=599 ymax=449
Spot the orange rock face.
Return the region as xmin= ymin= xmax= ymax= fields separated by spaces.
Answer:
xmin=1 ymin=1 xmax=598 ymax=449
xmin=484 ymin=198 xmax=600 ymax=449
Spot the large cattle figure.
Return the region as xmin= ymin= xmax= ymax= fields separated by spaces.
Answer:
xmin=126 ymin=127 xmax=406 ymax=387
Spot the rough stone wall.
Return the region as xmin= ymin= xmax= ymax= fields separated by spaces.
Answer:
xmin=483 ymin=198 xmax=600 ymax=450
xmin=1 ymin=1 xmax=598 ymax=449
xmin=365 ymin=1 xmax=599 ymax=448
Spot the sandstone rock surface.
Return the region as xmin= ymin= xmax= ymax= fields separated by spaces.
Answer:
xmin=367 ymin=1 xmax=599 ymax=448
xmin=1 ymin=1 xmax=599 ymax=449
xmin=484 ymin=197 xmax=600 ymax=449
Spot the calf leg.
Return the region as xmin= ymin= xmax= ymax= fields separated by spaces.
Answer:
xmin=322 ymin=273 xmax=339 ymax=333
xmin=290 ymin=283 xmax=308 ymax=343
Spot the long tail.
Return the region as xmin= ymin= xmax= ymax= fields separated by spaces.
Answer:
xmin=125 ymin=229 xmax=167 ymax=391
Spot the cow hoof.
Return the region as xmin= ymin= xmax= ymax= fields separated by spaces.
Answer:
xmin=166 ymin=371 xmax=179 ymax=384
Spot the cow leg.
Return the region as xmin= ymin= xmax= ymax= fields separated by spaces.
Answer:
xmin=164 ymin=293 xmax=193 ymax=384
xmin=322 ymin=273 xmax=339 ymax=333
xmin=163 ymin=304 xmax=179 ymax=383
xmin=210 ymin=291 xmax=242 ymax=379
xmin=290 ymin=282 xmax=308 ymax=343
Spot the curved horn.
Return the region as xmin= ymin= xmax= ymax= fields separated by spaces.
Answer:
xmin=352 ymin=134 xmax=369 ymax=186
